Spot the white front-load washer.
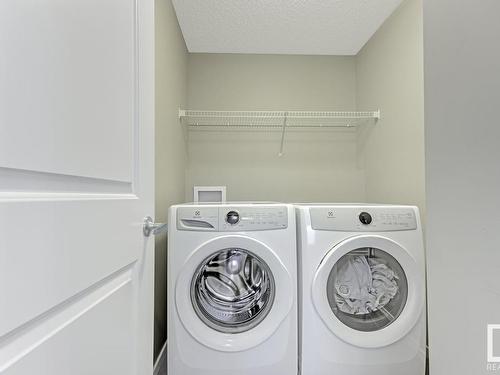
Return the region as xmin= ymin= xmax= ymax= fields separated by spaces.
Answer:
xmin=296 ymin=204 xmax=426 ymax=375
xmin=168 ymin=203 xmax=297 ymax=375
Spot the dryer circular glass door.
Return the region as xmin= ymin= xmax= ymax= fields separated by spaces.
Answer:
xmin=312 ymin=235 xmax=424 ymax=348
xmin=191 ymin=248 xmax=275 ymax=333
xmin=327 ymin=248 xmax=408 ymax=332
xmin=175 ymin=235 xmax=294 ymax=352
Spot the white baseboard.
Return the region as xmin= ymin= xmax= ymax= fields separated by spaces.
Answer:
xmin=153 ymin=341 xmax=167 ymax=375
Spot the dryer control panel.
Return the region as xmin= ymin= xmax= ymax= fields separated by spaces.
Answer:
xmin=177 ymin=205 xmax=288 ymax=231
xmin=310 ymin=206 xmax=417 ymax=232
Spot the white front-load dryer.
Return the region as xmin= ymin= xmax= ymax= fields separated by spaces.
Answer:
xmin=168 ymin=203 xmax=297 ymax=375
xmin=296 ymin=204 xmax=426 ymax=375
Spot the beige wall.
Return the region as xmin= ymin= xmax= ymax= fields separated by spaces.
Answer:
xmin=186 ymin=54 xmax=365 ymax=203
xmin=356 ymin=0 xmax=425 ymax=215
xmin=154 ymin=0 xmax=187 ymax=361
xmin=185 ymin=11 xmax=424 ymax=206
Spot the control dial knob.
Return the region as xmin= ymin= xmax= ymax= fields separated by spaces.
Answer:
xmin=226 ymin=211 xmax=240 ymax=225
xmin=359 ymin=212 xmax=373 ymax=225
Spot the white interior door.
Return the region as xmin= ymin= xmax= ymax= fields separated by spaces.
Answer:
xmin=0 ymin=0 xmax=155 ymax=374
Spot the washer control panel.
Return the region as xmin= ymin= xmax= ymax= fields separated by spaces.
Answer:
xmin=310 ymin=206 xmax=417 ymax=232
xmin=219 ymin=206 xmax=288 ymax=231
xmin=177 ymin=205 xmax=288 ymax=231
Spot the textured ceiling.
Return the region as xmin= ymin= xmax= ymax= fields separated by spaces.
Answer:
xmin=172 ymin=0 xmax=404 ymax=55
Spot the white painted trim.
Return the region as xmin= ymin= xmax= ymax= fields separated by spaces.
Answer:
xmin=153 ymin=340 xmax=167 ymax=375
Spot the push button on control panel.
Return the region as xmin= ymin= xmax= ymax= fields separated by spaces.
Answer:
xmin=226 ymin=211 xmax=240 ymax=225
xmin=359 ymin=212 xmax=373 ymax=225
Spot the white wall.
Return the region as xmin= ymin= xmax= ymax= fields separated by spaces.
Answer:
xmin=356 ymin=0 xmax=425 ymax=215
xmin=186 ymin=54 xmax=365 ymax=203
xmin=154 ymin=0 xmax=187 ymax=361
xmin=424 ymin=0 xmax=500 ymax=374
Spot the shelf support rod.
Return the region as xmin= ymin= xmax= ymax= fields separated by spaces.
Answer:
xmin=278 ymin=112 xmax=288 ymax=157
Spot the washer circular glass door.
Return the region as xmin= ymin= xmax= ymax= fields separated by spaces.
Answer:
xmin=191 ymin=248 xmax=275 ymax=333
xmin=312 ymin=235 xmax=423 ymax=348
xmin=175 ymin=235 xmax=294 ymax=352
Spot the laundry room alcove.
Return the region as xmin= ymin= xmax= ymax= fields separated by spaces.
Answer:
xmin=154 ymin=0 xmax=425 ymax=366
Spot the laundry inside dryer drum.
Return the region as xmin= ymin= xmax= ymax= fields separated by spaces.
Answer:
xmin=327 ymin=247 xmax=408 ymax=332
xmin=191 ymin=248 xmax=275 ymax=333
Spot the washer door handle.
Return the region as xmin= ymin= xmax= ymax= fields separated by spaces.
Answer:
xmin=143 ymin=216 xmax=168 ymax=237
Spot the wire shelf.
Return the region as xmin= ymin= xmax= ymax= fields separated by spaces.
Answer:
xmin=179 ymin=109 xmax=380 ymax=156
xmin=179 ymin=109 xmax=380 ymax=128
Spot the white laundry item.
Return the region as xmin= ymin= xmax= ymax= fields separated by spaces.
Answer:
xmin=334 ymin=256 xmax=375 ymax=314
xmin=368 ymin=258 xmax=399 ymax=308
xmin=334 ymin=255 xmax=399 ymax=315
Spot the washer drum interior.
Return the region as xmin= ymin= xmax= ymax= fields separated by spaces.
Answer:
xmin=191 ymin=248 xmax=276 ymax=333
